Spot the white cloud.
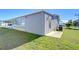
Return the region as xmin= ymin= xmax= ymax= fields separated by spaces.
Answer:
xmin=61 ymin=20 xmax=68 ymax=23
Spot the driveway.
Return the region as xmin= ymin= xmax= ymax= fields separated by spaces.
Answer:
xmin=45 ymin=31 xmax=63 ymax=38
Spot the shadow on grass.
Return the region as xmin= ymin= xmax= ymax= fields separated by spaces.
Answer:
xmin=0 ymin=27 xmax=42 ymax=50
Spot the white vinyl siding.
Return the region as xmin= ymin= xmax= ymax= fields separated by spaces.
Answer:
xmin=10 ymin=11 xmax=59 ymax=35
xmin=25 ymin=12 xmax=45 ymax=35
xmin=44 ymin=13 xmax=59 ymax=34
xmin=13 ymin=16 xmax=26 ymax=31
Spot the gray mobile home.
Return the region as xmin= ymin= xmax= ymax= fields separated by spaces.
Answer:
xmin=11 ymin=11 xmax=59 ymax=35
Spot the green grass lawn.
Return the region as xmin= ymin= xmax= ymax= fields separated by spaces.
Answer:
xmin=0 ymin=27 xmax=40 ymax=50
xmin=15 ymin=28 xmax=79 ymax=50
xmin=0 ymin=27 xmax=79 ymax=50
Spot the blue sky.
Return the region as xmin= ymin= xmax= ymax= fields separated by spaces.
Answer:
xmin=0 ymin=9 xmax=79 ymax=23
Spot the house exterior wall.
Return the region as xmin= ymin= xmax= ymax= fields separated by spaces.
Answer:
xmin=12 ymin=16 xmax=26 ymax=31
xmin=10 ymin=11 xmax=59 ymax=35
xmin=1 ymin=22 xmax=12 ymax=28
xmin=44 ymin=13 xmax=59 ymax=34
xmin=25 ymin=12 xmax=45 ymax=35
xmin=1 ymin=23 xmax=8 ymax=27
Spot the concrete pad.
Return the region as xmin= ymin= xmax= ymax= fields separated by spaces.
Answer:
xmin=45 ymin=31 xmax=63 ymax=38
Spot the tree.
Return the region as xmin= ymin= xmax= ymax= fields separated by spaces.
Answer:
xmin=65 ymin=20 xmax=72 ymax=28
xmin=66 ymin=23 xmax=71 ymax=28
xmin=73 ymin=20 xmax=79 ymax=26
xmin=68 ymin=20 xmax=72 ymax=25
xmin=74 ymin=13 xmax=79 ymax=26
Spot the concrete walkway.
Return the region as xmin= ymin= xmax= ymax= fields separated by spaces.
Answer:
xmin=45 ymin=31 xmax=63 ymax=38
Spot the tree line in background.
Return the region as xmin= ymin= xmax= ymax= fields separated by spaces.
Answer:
xmin=65 ymin=14 xmax=79 ymax=28
xmin=65 ymin=20 xmax=79 ymax=28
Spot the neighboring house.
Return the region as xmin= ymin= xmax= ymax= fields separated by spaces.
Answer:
xmin=9 ymin=11 xmax=60 ymax=35
xmin=1 ymin=21 xmax=12 ymax=28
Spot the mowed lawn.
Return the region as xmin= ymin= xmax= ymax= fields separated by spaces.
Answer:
xmin=15 ymin=28 xmax=79 ymax=50
xmin=0 ymin=28 xmax=40 ymax=50
xmin=0 ymin=27 xmax=79 ymax=50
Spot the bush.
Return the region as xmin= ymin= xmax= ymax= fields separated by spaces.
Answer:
xmin=66 ymin=23 xmax=71 ymax=28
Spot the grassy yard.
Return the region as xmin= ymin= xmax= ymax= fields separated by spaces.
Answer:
xmin=0 ymin=27 xmax=79 ymax=50
xmin=15 ymin=28 xmax=79 ymax=50
xmin=0 ymin=27 xmax=40 ymax=50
